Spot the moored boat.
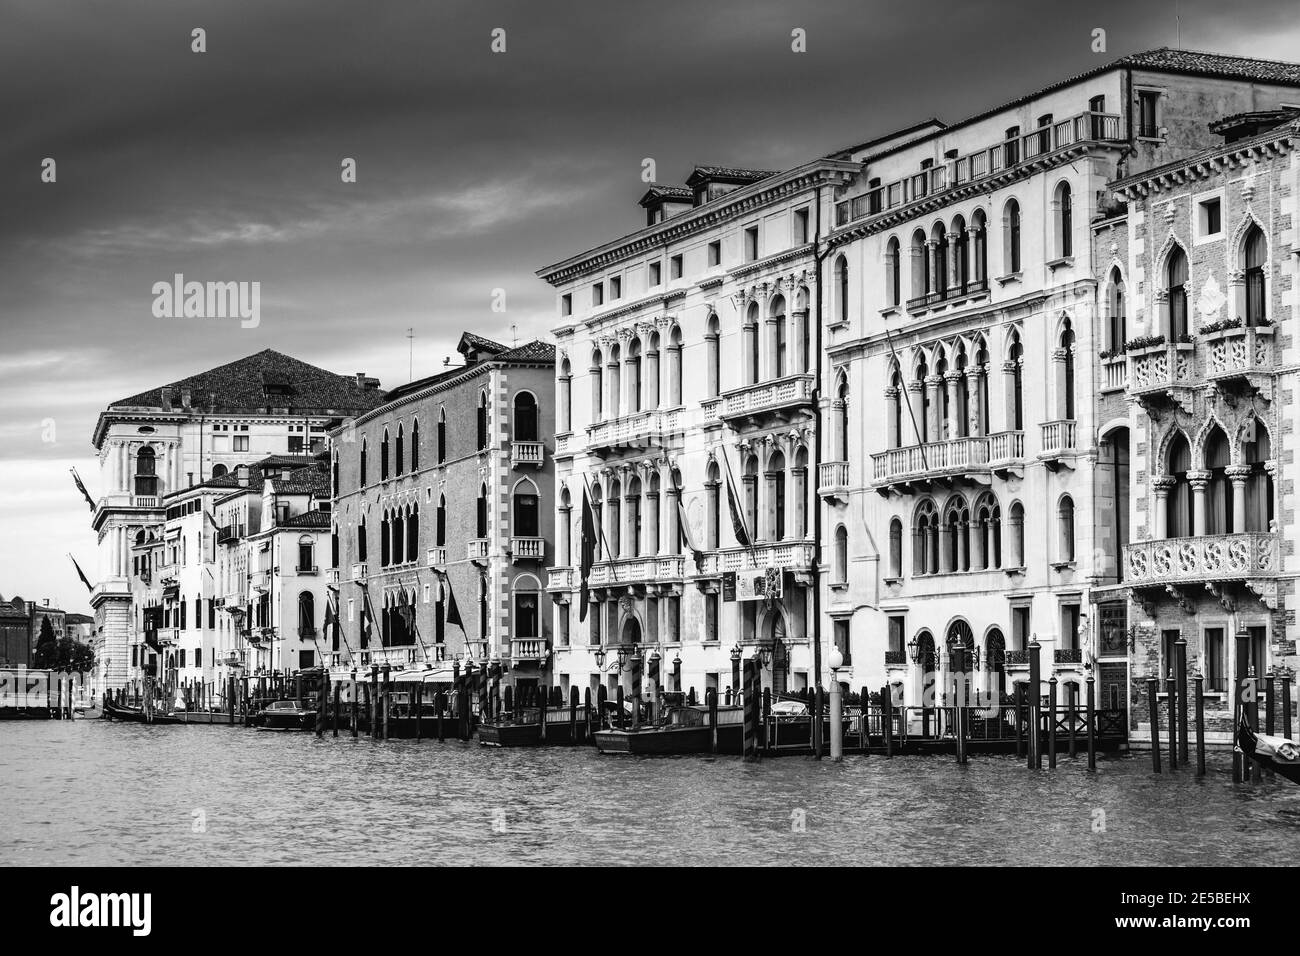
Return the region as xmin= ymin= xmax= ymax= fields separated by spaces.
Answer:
xmin=593 ymin=704 xmax=744 ymax=755
xmin=1237 ymin=718 xmax=1300 ymax=785
xmin=258 ymin=699 xmax=317 ymax=731
xmin=479 ymin=706 xmax=592 ymax=747
xmin=103 ymin=698 xmax=186 ymax=725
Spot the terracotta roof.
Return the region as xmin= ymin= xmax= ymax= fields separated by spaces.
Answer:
xmin=457 ymin=332 xmax=508 ymax=356
xmin=639 ymin=184 xmax=693 ymax=206
xmin=107 ymin=349 xmax=387 ymax=416
xmin=1110 ymin=115 xmax=1300 ymax=192
xmin=381 ymin=338 xmax=555 ymax=406
xmin=279 ymin=510 xmax=332 ymax=529
xmin=685 ymin=166 xmax=778 ymax=186
xmin=495 ymin=339 xmax=557 ymax=363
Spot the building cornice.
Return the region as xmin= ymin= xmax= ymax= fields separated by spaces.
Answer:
xmin=1111 ymin=131 xmax=1296 ymax=201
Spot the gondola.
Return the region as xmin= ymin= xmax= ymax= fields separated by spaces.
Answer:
xmin=1237 ymin=717 xmax=1300 ymax=784
xmin=102 ymin=698 xmax=186 ymax=725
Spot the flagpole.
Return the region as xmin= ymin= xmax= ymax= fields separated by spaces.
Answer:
xmin=581 ymin=471 xmax=618 ymax=583
xmin=883 ymin=326 xmax=929 ymax=469
xmin=717 ymin=442 xmax=759 ymax=567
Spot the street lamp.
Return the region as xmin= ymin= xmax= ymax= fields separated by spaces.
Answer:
xmin=594 ymin=647 xmax=606 ymax=669
xmin=907 ymin=635 xmax=922 ymax=665
xmin=828 ymin=647 xmax=844 ymax=761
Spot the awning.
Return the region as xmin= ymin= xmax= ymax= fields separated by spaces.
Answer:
xmin=390 ymin=664 xmax=458 ymax=684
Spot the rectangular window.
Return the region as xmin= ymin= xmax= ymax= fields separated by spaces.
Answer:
xmin=589 ymin=603 xmax=601 ymax=646
xmin=670 ymin=254 xmax=683 ymax=280
xmin=1198 ymin=197 xmax=1221 ymax=237
xmin=1138 ymin=90 xmax=1160 ymax=138
xmin=833 ymin=619 xmax=852 ymax=666
xmin=609 ymin=276 xmax=621 ymax=300
xmin=233 ymin=436 xmax=249 ymax=452
xmin=288 ymin=435 xmax=304 ymax=454
xmin=1061 ymin=604 xmax=1081 ymax=651
xmin=707 ymin=240 xmax=721 ymax=267
xmin=1161 ymin=629 xmax=1181 ymax=680
xmin=592 ymin=283 xmax=604 ymax=307
xmin=705 ymin=593 xmax=718 ymax=643
xmin=195 ymin=648 xmax=202 ymax=668
xmin=179 ymin=649 xmax=186 ymax=668
xmin=1204 ymin=627 xmax=1225 ymax=692
xmin=794 ymin=208 xmax=810 ymax=245
xmin=888 ymin=615 xmax=905 ymax=655
xmin=557 ymin=604 xmax=569 ymax=647
xmin=1012 ymin=605 xmax=1030 ymax=650
xmin=560 ymin=293 xmax=572 ymax=316
xmin=648 ymin=262 xmax=661 ymax=287
xmin=347 ymin=599 xmax=355 ymax=622
xmin=743 ymin=225 xmax=759 ymax=262
xmin=300 ymin=650 xmax=315 ymax=669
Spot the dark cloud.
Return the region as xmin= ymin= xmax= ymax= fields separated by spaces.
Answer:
xmin=2 ymin=0 xmax=1298 ymax=607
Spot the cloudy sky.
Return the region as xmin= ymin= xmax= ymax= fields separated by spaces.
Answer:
xmin=3 ymin=0 xmax=1298 ymax=613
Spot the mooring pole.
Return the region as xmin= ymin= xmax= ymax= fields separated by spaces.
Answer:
xmin=1175 ymin=636 xmax=1189 ymax=766
xmin=1165 ymin=669 xmax=1178 ymax=771
xmin=1085 ymin=672 xmax=1096 ymax=772
xmin=1194 ymin=674 xmax=1206 ymax=777
xmin=1233 ymin=628 xmax=1249 ymax=783
xmin=1147 ymin=676 xmax=1162 ymax=774
xmin=1047 ymin=675 xmax=1058 ymax=770
xmin=1028 ymin=638 xmax=1042 ymax=769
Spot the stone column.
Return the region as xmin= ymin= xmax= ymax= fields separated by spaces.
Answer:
xmin=1188 ymin=471 xmax=1211 ymax=537
xmin=1153 ymin=476 xmax=1176 ymax=539
xmin=589 ymin=361 xmax=603 ymax=420
xmin=765 ymin=316 xmax=779 ymax=380
xmin=966 ymin=369 xmax=984 ymax=436
xmin=925 ymin=375 xmax=943 ymax=444
xmin=665 ymin=486 xmax=681 ymax=555
xmin=624 ymin=491 xmax=638 ymax=559
xmin=606 ymin=355 xmax=621 ymax=419
xmin=1226 ymin=466 xmax=1250 ymax=534
xmin=948 ymin=231 xmax=962 ymax=292
xmin=667 ymin=343 xmax=682 ymax=406
xmin=926 ymin=240 xmax=938 ymax=295
xmin=1002 ymin=360 xmax=1019 ymax=431
xmin=958 ymin=520 xmax=970 ymax=572
xmin=884 ymin=386 xmax=900 ymax=449
xmin=938 ymin=522 xmax=954 ymax=573
xmin=945 ymin=372 xmax=963 ymax=440
xmin=907 ymin=380 xmax=925 ymax=446
xmin=645 ymin=489 xmax=660 ymax=556
xmin=792 ymin=463 xmax=808 ymax=538
xmin=792 ymin=309 xmax=809 ymax=373
xmin=645 ymin=346 xmax=660 ymax=409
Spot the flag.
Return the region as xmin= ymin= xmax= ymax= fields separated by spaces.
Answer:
xmin=70 ymin=469 xmax=95 ymax=512
xmin=443 ymin=573 xmax=464 ymax=632
xmin=324 ymin=596 xmax=339 ymax=652
xmin=68 ymin=554 xmax=93 ymax=593
xmin=360 ymin=587 xmax=378 ymax=648
xmin=397 ymin=589 xmax=414 ymax=632
xmin=677 ymin=494 xmax=705 ymax=572
xmin=578 ymin=485 xmax=596 ymax=622
xmin=724 ymin=466 xmax=753 ymax=550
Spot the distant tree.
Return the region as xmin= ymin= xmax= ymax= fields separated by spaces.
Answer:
xmin=32 ymin=616 xmax=57 ymax=668
xmin=69 ymin=639 xmax=95 ymax=673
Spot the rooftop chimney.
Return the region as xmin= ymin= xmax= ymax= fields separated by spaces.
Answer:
xmin=160 ymin=387 xmax=174 ymax=412
xmin=237 ymin=464 xmax=250 ymax=487
xmin=180 ymin=387 xmax=192 ymax=409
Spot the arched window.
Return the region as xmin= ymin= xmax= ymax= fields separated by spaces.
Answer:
xmin=1107 ymin=267 xmax=1126 ymax=351
xmin=944 ymin=498 xmax=970 ymax=572
xmin=1007 ymin=330 xmax=1023 ymax=431
xmin=971 ymin=209 xmax=988 ymax=285
xmin=390 ymin=508 xmax=404 ymax=565
xmin=742 ymin=455 xmax=759 ymax=543
xmin=769 ymin=451 xmax=786 ymax=542
xmin=436 ymin=494 xmax=446 ymax=546
xmin=915 ymin=630 xmax=937 ymax=675
xmin=558 ymin=359 xmax=572 ymax=433
xmin=1058 ymin=495 xmax=1075 ymax=563
xmin=889 ymin=366 xmax=903 ymax=449
xmin=590 ymin=350 xmax=604 ymax=421
xmin=380 ymin=428 xmax=390 ymax=481
xmin=478 ymin=578 xmax=489 ymax=642
xmin=297 ymin=535 xmax=315 ymax=572
xmin=437 ymin=406 xmax=447 ymax=463
xmin=434 ymin=581 xmax=446 ymax=644
xmin=513 ymin=392 xmax=538 ymax=442
xmin=1243 ymin=423 xmax=1274 ymax=532
xmin=911 ymin=229 xmax=929 ymax=300
xmin=1165 ymin=432 xmax=1193 ymax=538
xmin=410 ymin=419 xmax=420 ymax=470
xmin=627 ymin=476 xmax=642 ymax=557
xmin=1054 ymin=181 xmax=1073 ymax=258
xmin=380 ymin=510 xmax=391 ymax=567
xmin=476 ymin=392 xmax=489 ymax=450
xmin=607 ymin=343 xmax=622 ymax=418
xmin=1166 ymin=246 xmax=1189 ymax=340
xmin=406 ymin=504 xmax=419 ymax=563
xmin=834 ymin=255 xmax=849 ymax=324
xmin=931 ymin=222 xmax=949 ymax=300
xmin=888 ymin=518 xmax=903 ymax=577
xmin=213 ymin=463 xmax=228 ymax=479
xmin=298 ymin=591 xmax=315 ymax=638
xmin=394 ymin=423 xmax=404 ymax=477
xmin=915 ymin=356 xmax=931 ymax=443
xmin=705 ymin=314 xmax=721 ymax=398
xmin=513 ymin=480 xmax=539 ymax=538
xmin=357 ymin=517 xmax=367 ymax=563
xmin=770 ymin=295 xmax=787 ymax=378
xmin=668 ymin=325 xmax=684 ymax=405
xmin=886 ymin=237 xmax=901 ymax=307
xmin=952 ymin=215 xmax=969 ymax=293
xmin=706 ymin=460 xmax=721 ymax=549
xmin=607 ymin=477 xmax=621 ymax=556
xmin=360 ymin=438 xmax=367 ymax=488
xmin=793 ymin=446 xmax=808 ymax=538
xmin=1008 ymin=501 xmax=1025 ymax=568
xmin=834 ymin=525 xmax=849 ymax=583
xmin=1243 ymin=225 xmax=1266 ymax=325
xmin=627 ymin=339 xmax=642 ymax=414
xmin=975 ymin=494 xmax=1002 ymax=570
xmin=591 ymin=484 xmax=604 ymax=558
xmin=1204 ymin=427 xmax=1231 ymax=536
xmin=1060 ymin=319 xmax=1076 ymax=420
xmin=476 ymin=484 xmax=489 ymax=538
xmin=835 ymin=374 xmax=850 ymax=460
xmin=913 ymin=500 xmax=938 ymax=575
xmin=745 ymin=302 xmax=761 ymax=385
xmin=513 ymin=578 xmax=541 ymax=640
xmin=135 ymin=446 xmax=158 ymax=496
xmin=1004 ymin=199 xmax=1021 ymax=274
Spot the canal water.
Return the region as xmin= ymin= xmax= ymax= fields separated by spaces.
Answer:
xmin=3 ymin=720 xmax=1298 ymax=866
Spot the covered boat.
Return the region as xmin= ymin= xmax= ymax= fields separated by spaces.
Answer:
xmin=1237 ymin=718 xmax=1300 ymax=784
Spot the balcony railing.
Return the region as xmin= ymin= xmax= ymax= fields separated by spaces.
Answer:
xmin=1203 ymin=325 xmax=1273 ymax=381
xmin=547 ymin=567 xmax=574 ymax=591
xmin=511 ymin=441 xmax=545 ymax=468
xmin=467 ymin=539 xmax=491 ymax=562
xmin=511 ymin=638 xmax=546 ymax=661
xmin=818 ymin=461 xmax=849 ymax=497
xmin=1127 ymin=342 xmax=1195 ymax=396
xmin=216 ymin=525 xmax=235 ymax=544
xmin=511 ymin=537 xmax=545 ymax=562
xmin=884 ymin=650 xmax=907 ymax=666
xmin=1054 ymin=647 xmax=1083 ymax=664
xmin=586 ymin=409 xmax=682 ymax=455
xmin=427 ymin=547 xmax=447 ymax=568
xmin=588 ymin=554 xmax=686 ymax=586
xmin=1005 ymin=650 xmax=1031 ymax=667
xmin=326 ymin=569 xmax=339 ymax=585
xmin=1040 ymin=420 xmax=1077 ymax=454
xmin=556 ymin=433 xmax=572 ymax=457
xmin=366 ymin=646 xmax=420 ymax=667
xmin=1102 ymin=355 xmax=1128 ymax=392
xmin=700 ymin=541 xmax=814 ymax=576
xmin=871 ymin=430 xmax=1023 ymax=486
xmin=835 ymin=111 xmax=1124 ymax=227
xmin=1124 ymin=532 xmax=1279 ymax=587
xmin=713 ymin=373 xmax=814 ymax=424
xmin=296 ymin=565 xmax=319 ymax=575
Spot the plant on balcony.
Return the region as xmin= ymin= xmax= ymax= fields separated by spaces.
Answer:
xmin=1122 ymin=333 xmax=1165 ymax=352
xmin=1175 ymin=333 xmax=1196 ymax=345
xmin=1199 ymin=317 xmax=1242 ymax=336
xmin=1097 ymin=345 xmax=1126 ymax=360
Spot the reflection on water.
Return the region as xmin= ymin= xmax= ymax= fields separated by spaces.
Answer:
xmin=2 ymin=720 xmax=1297 ymax=866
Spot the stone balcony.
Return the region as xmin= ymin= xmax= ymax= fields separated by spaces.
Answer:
xmin=699 ymin=541 xmax=815 ymax=576
xmin=586 ymin=408 xmax=683 ymax=457
xmin=870 ymin=430 xmax=1023 ymax=494
xmin=547 ymin=567 xmax=574 ymax=592
xmin=510 ymin=638 xmax=547 ymax=662
xmin=467 ymin=539 xmax=491 ymax=563
xmin=1038 ymin=419 xmax=1078 ymax=471
xmin=1101 ymin=355 xmax=1128 ymax=393
xmin=510 ymin=536 xmax=545 ymax=563
xmin=1127 ymin=341 xmax=1196 ymax=402
xmin=818 ymin=461 xmax=850 ymax=502
xmin=426 ymin=547 xmax=447 ymax=568
xmin=588 ymin=554 xmax=687 ymax=588
xmin=705 ymin=373 xmax=815 ymax=429
xmin=511 ymin=440 xmax=545 ymax=468
xmin=1126 ymin=328 xmax=1276 ymax=409
xmin=351 ymin=562 xmax=368 ymax=581
xmin=1124 ymin=532 xmax=1280 ymax=608
xmin=1202 ymin=324 xmax=1274 ymax=388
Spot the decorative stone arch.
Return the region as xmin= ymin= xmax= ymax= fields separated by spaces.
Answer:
xmin=1156 ymin=425 xmax=1194 ymax=474
xmin=1002 ymin=323 xmax=1024 ymax=361
xmin=1228 ymin=209 xmax=1269 ymax=273
xmin=941 ymin=491 xmax=970 ymax=519
xmin=1153 ymin=230 xmax=1190 ymax=287
xmin=1097 ymin=416 xmax=1130 ymax=443
xmin=1191 ymin=415 xmax=1233 ymax=469
xmin=913 ymin=496 xmax=940 ymax=525
xmin=616 ymin=601 xmax=646 ymax=646
xmin=759 ymin=602 xmax=790 ymax=645
xmin=1052 ymin=309 xmax=1076 ymax=343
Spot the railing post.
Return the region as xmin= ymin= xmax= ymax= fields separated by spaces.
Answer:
xmin=1085 ymin=673 xmax=1096 ymax=772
